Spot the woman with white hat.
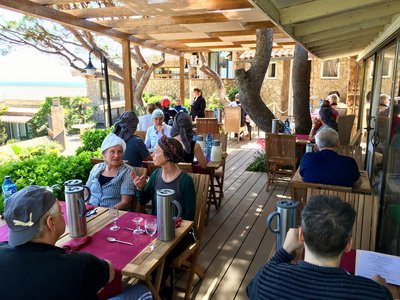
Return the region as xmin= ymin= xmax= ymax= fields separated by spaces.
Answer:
xmin=86 ymin=133 xmax=136 ymax=209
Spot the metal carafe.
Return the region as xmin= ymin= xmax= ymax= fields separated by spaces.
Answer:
xmin=156 ymin=189 xmax=182 ymax=241
xmin=210 ymin=140 xmax=222 ymax=162
xmin=266 ymin=200 xmax=299 ymax=250
xmin=64 ymin=186 xmax=89 ymax=238
xmin=64 ymin=179 xmax=91 ymax=200
xmin=271 ymin=119 xmax=280 ymax=133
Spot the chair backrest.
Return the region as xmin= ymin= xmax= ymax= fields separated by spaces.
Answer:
xmin=265 ymin=133 xmax=296 ymax=165
xmin=337 ymin=114 xmax=355 ymax=146
xmin=196 ymin=118 xmax=219 ymax=135
xmin=177 ymin=162 xmax=193 ymax=173
xmin=187 ymin=173 xmax=210 ymax=238
xmin=211 ymin=133 xmax=228 ymax=152
xmin=349 ymin=129 xmax=362 ymax=146
xmin=131 ymin=167 xmax=148 ymax=211
xmin=135 ymin=130 xmax=146 ymax=140
xmin=204 ymin=109 xmax=214 ymax=118
xmin=337 ymin=145 xmax=363 ymax=170
xmin=90 ymin=157 xmax=130 ymax=165
xmin=145 ymin=161 xmax=160 ymax=175
xmin=307 ymin=188 xmax=378 ymax=251
xmin=224 ymin=106 xmax=243 ymax=132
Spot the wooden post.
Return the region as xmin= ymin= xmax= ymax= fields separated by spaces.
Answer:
xmin=122 ymin=40 xmax=133 ymax=111
xmin=180 ymin=56 xmax=185 ymax=102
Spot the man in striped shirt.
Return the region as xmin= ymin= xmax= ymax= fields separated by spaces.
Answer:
xmin=247 ymin=195 xmax=393 ymax=300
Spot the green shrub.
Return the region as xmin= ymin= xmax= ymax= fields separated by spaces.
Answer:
xmin=207 ymin=92 xmax=224 ymax=110
xmin=30 ymin=96 xmax=95 ymax=137
xmin=227 ymin=86 xmax=239 ymax=101
xmin=246 ymin=150 xmax=266 ymax=172
xmin=0 ymin=151 xmax=94 ymax=213
xmin=76 ymin=127 xmax=112 ymax=155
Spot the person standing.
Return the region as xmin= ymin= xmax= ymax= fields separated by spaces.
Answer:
xmin=190 ymin=87 xmax=206 ymax=121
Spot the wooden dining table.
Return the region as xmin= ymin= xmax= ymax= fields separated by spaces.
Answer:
xmin=57 ymin=207 xmax=193 ymax=300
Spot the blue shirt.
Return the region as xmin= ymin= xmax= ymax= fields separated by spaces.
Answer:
xmin=300 ymin=149 xmax=360 ymax=187
xmin=86 ymin=162 xmax=135 ymax=207
xmin=123 ymin=135 xmax=149 ymax=167
xmin=174 ymin=105 xmax=188 ymax=114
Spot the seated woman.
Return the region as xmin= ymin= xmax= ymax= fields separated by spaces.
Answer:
xmin=131 ymin=135 xmax=196 ymax=220
xmin=113 ymin=111 xmax=151 ymax=167
xmin=131 ymin=136 xmax=196 ymax=298
xmin=144 ymin=108 xmax=172 ymax=151
xmin=86 ymin=133 xmax=135 ymax=209
xmin=309 ymin=106 xmax=338 ymax=141
xmin=171 ymin=111 xmax=207 ymax=170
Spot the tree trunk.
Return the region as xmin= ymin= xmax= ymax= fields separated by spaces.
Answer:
xmin=235 ymin=28 xmax=275 ymax=133
xmin=292 ymin=43 xmax=312 ymax=134
xmin=132 ymin=47 xmax=165 ymax=107
xmin=198 ymin=52 xmax=229 ymax=105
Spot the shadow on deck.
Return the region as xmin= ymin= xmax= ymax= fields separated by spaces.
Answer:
xmin=175 ymin=132 xmax=292 ymax=300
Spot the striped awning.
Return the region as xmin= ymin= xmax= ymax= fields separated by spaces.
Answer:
xmin=0 ymin=115 xmax=32 ymax=124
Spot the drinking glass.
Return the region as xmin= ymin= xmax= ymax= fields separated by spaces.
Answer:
xmin=144 ymin=220 xmax=157 ymax=251
xmin=109 ymin=207 xmax=120 ymax=231
xmin=132 ymin=217 xmax=144 ymax=234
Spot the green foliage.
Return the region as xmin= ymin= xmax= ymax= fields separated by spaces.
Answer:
xmin=227 ymin=86 xmax=239 ymax=102
xmin=75 ymin=127 xmax=112 ymax=155
xmin=30 ymin=96 xmax=95 ymax=137
xmin=0 ymin=151 xmax=94 ymax=213
xmin=143 ymin=93 xmax=163 ymax=105
xmin=0 ymin=106 xmax=8 ymax=145
xmin=207 ymin=92 xmax=224 ymax=110
xmin=246 ymin=150 xmax=267 ymax=172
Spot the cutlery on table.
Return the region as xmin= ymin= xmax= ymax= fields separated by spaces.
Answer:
xmin=106 ymin=237 xmax=133 ymax=246
xmin=123 ymin=227 xmax=135 ymax=232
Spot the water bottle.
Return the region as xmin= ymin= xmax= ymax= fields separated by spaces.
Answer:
xmin=205 ymin=133 xmax=213 ymax=161
xmin=284 ymin=118 xmax=291 ymax=134
xmin=2 ymin=176 xmax=17 ymax=204
xmin=197 ymin=135 xmax=205 ymax=152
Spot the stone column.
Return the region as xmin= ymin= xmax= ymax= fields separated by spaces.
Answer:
xmin=48 ymin=98 xmax=65 ymax=149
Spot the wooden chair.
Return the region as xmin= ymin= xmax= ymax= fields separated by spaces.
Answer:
xmin=171 ymin=173 xmax=210 ymax=300
xmin=204 ymin=109 xmax=214 ymax=118
xmin=211 ymin=133 xmax=228 ymax=205
xmin=307 ymin=188 xmax=379 ymax=251
xmin=145 ymin=161 xmax=193 ymax=175
xmin=290 ymin=168 xmax=353 ymax=205
xmin=135 ymin=130 xmax=146 ymax=140
xmin=337 ymin=114 xmax=355 ymax=146
xmin=195 ymin=118 xmax=219 ymax=135
xmin=224 ymin=106 xmax=246 ymax=142
xmin=337 ymin=145 xmax=364 ymax=170
xmin=349 ymin=129 xmax=362 ymax=146
xmin=266 ymin=134 xmax=296 ymax=190
xmin=90 ymin=157 xmax=129 ymax=165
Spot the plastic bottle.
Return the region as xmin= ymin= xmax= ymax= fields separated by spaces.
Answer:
xmin=205 ymin=133 xmax=213 ymax=161
xmin=197 ymin=135 xmax=205 ymax=152
xmin=2 ymin=176 xmax=17 ymax=204
xmin=210 ymin=140 xmax=222 ymax=162
xmin=284 ymin=118 xmax=291 ymax=134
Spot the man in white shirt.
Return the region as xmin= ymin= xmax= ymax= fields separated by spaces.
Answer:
xmin=145 ymin=108 xmax=172 ymax=151
xmin=137 ymin=103 xmax=156 ymax=132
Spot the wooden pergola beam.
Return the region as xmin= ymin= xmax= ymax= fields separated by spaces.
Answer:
xmin=0 ymin=0 xmax=182 ymax=56
xmin=294 ymin=1 xmax=400 ymax=37
xmin=62 ymin=6 xmax=137 ymax=19
xmin=280 ymin=0 xmax=383 ymax=25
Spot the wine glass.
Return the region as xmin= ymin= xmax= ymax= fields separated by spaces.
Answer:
xmin=108 ymin=207 xmax=120 ymax=231
xmin=132 ymin=217 xmax=144 ymax=234
xmin=145 ymin=220 xmax=157 ymax=251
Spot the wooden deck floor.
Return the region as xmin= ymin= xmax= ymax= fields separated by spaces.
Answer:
xmin=175 ymin=132 xmax=292 ymax=299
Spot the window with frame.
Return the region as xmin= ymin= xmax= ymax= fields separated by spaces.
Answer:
xmin=100 ymin=80 xmax=120 ymax=99
xmin=321 ymin=59 xmax=340 ymax=79
xmin=266 ymin=62 xmax=277 ymax=79
xmin=382 ymin=57 xmax=393 ymax=78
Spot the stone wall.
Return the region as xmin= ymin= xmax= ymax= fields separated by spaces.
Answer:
xmin=310 ymin=57 xmax=350 ymax=109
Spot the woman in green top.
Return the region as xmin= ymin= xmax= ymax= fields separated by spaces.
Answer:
xmin=131 ymin=135 xmax=196 ymax=220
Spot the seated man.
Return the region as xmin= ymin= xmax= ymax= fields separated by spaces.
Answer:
xmin=145 ymin=108 xmax=172 ymax=151
xmin=173 ymin=96 xmax=188 ymax=114
xmin=137 ymin=102 xmax=156 ymax=132
xmin=300 ymin=128 xmax=360 ymax=187
xmin=247 ymin=194 xmax=393 ymax=300
xmin=0 ymin=185 xmax=151 ymax=300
